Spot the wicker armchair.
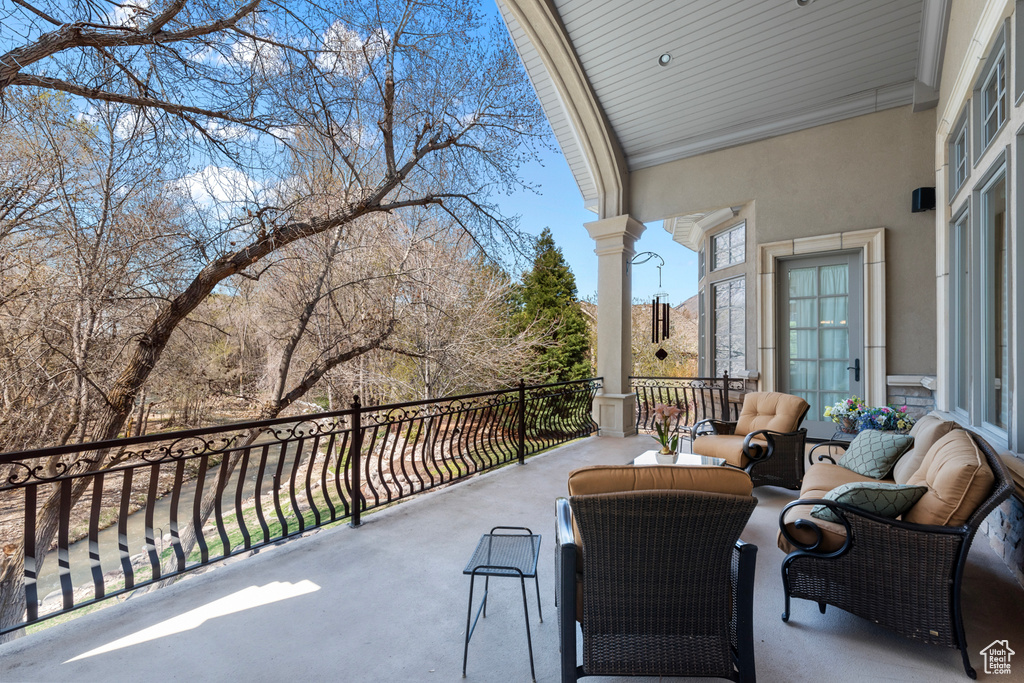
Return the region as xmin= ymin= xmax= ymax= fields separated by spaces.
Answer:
xmin=555 ymin=465 xmax=758 ymax=682
xmin=692 ymin=391 xmax=810 ymax=489
xmin=779 ymin=430 xmax=1013 ymax=678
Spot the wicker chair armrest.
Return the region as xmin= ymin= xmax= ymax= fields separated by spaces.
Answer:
xmin=730 ymin=540 xmax=757 ymax=680
xmin=555 ymin=498 xmax=578 ymax=681
xmin=692 ymin=418 xmax=737 ymax=437
xmin=808 ymin=440 xmax=850 ymax=465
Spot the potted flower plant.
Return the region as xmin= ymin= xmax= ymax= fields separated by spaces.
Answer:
xmin=823 ymin=396 xmax=867 ymax=433
xmin=652 ymin=403 xmax=682 ymax=454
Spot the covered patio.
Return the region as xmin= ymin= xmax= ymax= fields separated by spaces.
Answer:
xmin=1 ymin=435 xmax=1021 ymax=682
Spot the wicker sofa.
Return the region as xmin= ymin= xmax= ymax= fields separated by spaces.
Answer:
xmin=556 ymin=465 xmax=758 ymax=682
xmin=778 ymin=415 xmax=1014 ymax=678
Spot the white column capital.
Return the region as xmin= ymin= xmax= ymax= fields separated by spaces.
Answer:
xmin=584 ymin=215 xmax=646 ymax=255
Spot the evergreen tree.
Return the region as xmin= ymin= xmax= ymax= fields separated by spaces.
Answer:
xmin=515 ymin=228 xmax=592 ymax=381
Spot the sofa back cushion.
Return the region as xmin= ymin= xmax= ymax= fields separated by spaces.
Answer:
xmin=904 ymin=430 xmax=995 ymax=526
xmin=892 ymin=415 xmax=960 ymax=484
xmin=734 ymin=392 xmax=809 ymax=435
xmin=567 ymin=464 xmax=753 ymax=497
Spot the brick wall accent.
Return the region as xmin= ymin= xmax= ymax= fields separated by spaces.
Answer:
xmin=982 ymin=495 xmax=1024 ymax=589
xmin=886 ymin=385 xmax=935 ymax=420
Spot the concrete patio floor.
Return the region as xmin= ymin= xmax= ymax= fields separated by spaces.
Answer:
xmin=1 ymin=435 xmax=1022 ymax=682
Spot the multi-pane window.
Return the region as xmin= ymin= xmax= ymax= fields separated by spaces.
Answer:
xmin=950 ymin=168 xmax=1012 ymax=437
xmin=952 ymin=120 xmax=968 ymax=192
xmin=711 ymin=222 xmax=745 ymax=271
xmin=713 ymin=277 xmax=744 ymax=377
xmin=981 ymin=50 xmax=1006 ymax=149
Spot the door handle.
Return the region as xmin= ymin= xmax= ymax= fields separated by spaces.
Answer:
xmin=847 ymin=358 xmax=860 ymax=383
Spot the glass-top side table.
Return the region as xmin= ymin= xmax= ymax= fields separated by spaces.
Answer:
xmin=631 ymin=450 xmax=727 ymax=467
xmin=462 ymin=526 xmax=542 ymax=681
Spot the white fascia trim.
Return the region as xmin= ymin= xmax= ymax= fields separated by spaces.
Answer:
xmin=917 ymin=0 xmax=951 ymax=88
xmin=664 ymin=207 xmax=735 ymax=251
xmin=630 ymin=82 xmax=915 ymax=171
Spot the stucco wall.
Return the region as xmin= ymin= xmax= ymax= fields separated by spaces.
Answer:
xmin=630 ymin=105 xmax=937 ymax=376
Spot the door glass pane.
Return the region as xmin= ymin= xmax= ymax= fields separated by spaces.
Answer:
xmin=789 ymin=361 xmax=817 ymax=391
xmin=791 ymin=299 xmax=815 ymax=327
xmin=820 ymin=362 xmax=850 ymax=393
xmin=819 ymin=264 xmax=848 ymax=296
xmin=790 ymin=330 xmax=817 ymax=358
xmin=789 ymin=268 xmax=816 ymax=297
xmin=819 ymin=297 xmax=848 ymax=327
xmin=954 ymin=217 xmax=969 ymax=412
xmin=984 ymin=175 xmax=1009 ymax=428
xmin=819 ymin=329 xmax=849 ymax=359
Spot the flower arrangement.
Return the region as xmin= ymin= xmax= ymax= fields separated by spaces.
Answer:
xmin=823 ymin=396 xmax=867 ymax=433
xmin=823 ymin=396 xmax=915 ymax=434
xmin=857 ymin=405 xmax=915 ymax=433
xmin=652 ymin=403 xmax=682 ymax=454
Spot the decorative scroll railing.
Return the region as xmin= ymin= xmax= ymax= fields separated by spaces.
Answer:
xmin=630 ymin=374 xmax=755 ymax=436
xmin=0 ymin=378 xmax=601 ymax=635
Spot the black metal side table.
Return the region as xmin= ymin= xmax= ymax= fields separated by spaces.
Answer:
xmin=462 ymin=526 xmax=542 ymax=681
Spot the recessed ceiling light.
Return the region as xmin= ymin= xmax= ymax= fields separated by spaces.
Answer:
xmin=796 ymin=0 xmax=816 ymax=5
xmin=658 ymin=53 xmax=671 ymax=67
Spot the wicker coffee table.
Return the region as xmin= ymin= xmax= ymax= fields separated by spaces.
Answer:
xmin=462 ymin=526 xmax=542 ymax=681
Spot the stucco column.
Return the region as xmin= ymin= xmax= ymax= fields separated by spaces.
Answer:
xmin=585 ymin=214 xmax=646 ymax=437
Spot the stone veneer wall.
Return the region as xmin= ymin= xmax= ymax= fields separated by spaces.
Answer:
xmin=886 ymin=384 xmax=936 ymax=420
xmin=981 ymin=495 xmax=1024 ymax=589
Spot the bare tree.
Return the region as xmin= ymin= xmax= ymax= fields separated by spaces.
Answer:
xmin=0 ymin=0 xmax=545 ymax=634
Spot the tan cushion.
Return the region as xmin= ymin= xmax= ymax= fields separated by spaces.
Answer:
xmin=892 ymin=415 xmax=960 ymax=484
xmin=692 ymin=435 xmax=768 ymax=468
xmin=734 ymin=392 xmax=809 ymax=435
xmin=567 ymin=464 xmax=753 ymax=497
xmin=904 ymin=430 xmax=994 ymax=526
xmin=801 ymin=462 xmax=889 ymax=492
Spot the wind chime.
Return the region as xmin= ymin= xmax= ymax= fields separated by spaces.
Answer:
xmin=632 ymin=252 xmax=671 ymax=361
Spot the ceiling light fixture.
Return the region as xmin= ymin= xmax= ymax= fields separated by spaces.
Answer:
xmin=658 ymin=53 xmax=671 ymax=67
xmin=796 ymin=0 xmax=816 ymax=5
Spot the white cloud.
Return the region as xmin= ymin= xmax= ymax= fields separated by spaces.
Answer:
xmin=182 ymin=165 xmax=259 ymax=208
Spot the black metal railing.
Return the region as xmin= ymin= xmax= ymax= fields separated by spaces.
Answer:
xmin=630 ymin=374 xmax=755 ymax=435
xmin=0 ymin=377 xmax=601 ymax=635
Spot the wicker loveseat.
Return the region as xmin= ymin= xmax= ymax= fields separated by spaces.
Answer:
xmin=556 ymin=465 xmax=758 ymax=682
xmin=778 ymin=416 xmax=1014 ymax=678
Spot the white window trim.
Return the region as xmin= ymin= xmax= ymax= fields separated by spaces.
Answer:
xmin=757 ymin=229 xmax=886 ymax=405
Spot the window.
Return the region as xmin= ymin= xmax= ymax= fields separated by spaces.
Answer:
xmin=951 ymin=159 xmax=1012 ymax=439
xmin=698 ymin=287 xmax=706 ymax=374
xmin=974 ymin=25 xmax=1008 ymax=159
xmin=981 ymin=52 xmax=1006 ymax=147
xmin=711 ymin=222 xmax=745 ymax=271
xmin=712 ymin=277 xmax=744 ymax=377
xmin=950 ymin=110 xmax=969 ymax=194
xmin=698 ymin=247 xmax=706 ymax=280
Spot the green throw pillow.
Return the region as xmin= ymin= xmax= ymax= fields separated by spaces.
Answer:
xmin=839 ymin=430 xmax=914 ymax=479
xmin=811 ymin=481 xmax=928 ymax=524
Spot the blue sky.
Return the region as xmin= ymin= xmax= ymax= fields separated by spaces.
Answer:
xmin=495 ymin=147 xmax=698 ymax=306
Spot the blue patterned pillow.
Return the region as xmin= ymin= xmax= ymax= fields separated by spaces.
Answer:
xmin=839 ymin=430 xmax=914 ymax=479
xmin=811 ymin=482 xmax=928 ymax=524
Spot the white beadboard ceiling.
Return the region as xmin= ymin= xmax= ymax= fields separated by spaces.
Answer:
xmin=499 ymin=0 xmax=941 ymax=213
